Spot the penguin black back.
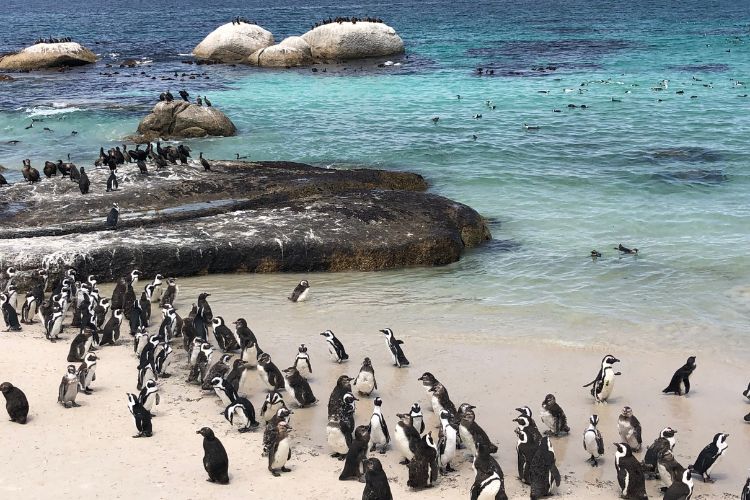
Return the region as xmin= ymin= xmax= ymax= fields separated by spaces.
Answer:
xmin=1 ymin=382 xmax=29 ymax=424
xmin=663 ymin=356 xmax=697 ymax=395
xmin=197 ymin=427 xmax=229 ymax=484
xmin=339 ymin=425 xmax=370 ymax=481
xmin=362 ymin=458 xmax=393 ymax=500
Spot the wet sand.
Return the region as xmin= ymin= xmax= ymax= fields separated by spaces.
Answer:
xmin=1 ymin=276 xmax=748 ymax=499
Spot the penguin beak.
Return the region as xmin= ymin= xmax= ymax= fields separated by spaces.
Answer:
xmin=352 ymin=396 xmax=360 ymax=401
xmin=613 ymin=358 xmax=620 ymax=363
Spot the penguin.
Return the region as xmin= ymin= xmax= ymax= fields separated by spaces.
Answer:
xmin=44 ymin=304 xmax=63 ymax=341
xmin=212 ymin=316 xmax=239 ymax=352
xmin=20 ymin=292 xmax=37 ymax=324
xmin=743 ymin=382 xmax=750 ymax=400
xmin=288 ymin=280 xmax=310 ymax=302
xmin=421 ymin=376 xmax=457 ymax=417
xmin=327 ymin=375 xmax=353 ymax=419
xmin=644 ymin=427 xmax=678 ymax=476
xmin=394 ymin=412 xmax=421 ymax=464
xmin=327 ymin=393 xmax=357 ymax=459
xmin=106 ymin=169 xmax=118 ymax=192
xmin=406 ymin=432 xmax=439 ymax=489
xmin=77 ymin=352 xmax=97 ymax=393
xmin=410 ymin=402 xmax=425 ymax=434
xmin=211 ymin=376 xmax=239 ymax=407
xmin=437 ymin=409 xmax=458 ymax=473
xmin=282 ymin=367 xmax=316 ymax=407
xmin=223 ymin=397 xmax=260 ymax=433
xmin=234 ymin=318 xmax=258 ymax=352
xmin=614 ymin=442 xmax=648 ymax=499
xmin=159 ymin=277 xmax=178 ymax=308
xmin=663 ymin=468 xmax=694 ymax=500
xmin=197 ymin=427 xmax=229 ymax=484
xmin=1 ymin=294 xmax=22 ymax=331
xmin=261 ymin=391 xmax=288 ymax=423
xmin=93 ymin=297 xmax=110 ymax=328
xmin=353 ymin=357 xmax=377 ymax=396
xmin=267 ymin=421 xmax=293 ymax=476
xmin=540 ymin=394 xmax=570 ymax=436
xmin=690 ymin=432 xmax=729 ymax=483
xmin=106 ymin=203 xmax=119 ymax=229
xmin=154 ymin=344 xmax=173 ymax=378
xmin=67 ymin=332 xmax=91 ymax=362
xmin=459 ymin=407 xmax=498 ymax=456
xmin=202 ymin=354 xmax=232 ymax=390
xmin=138 ymin=291 xmax=151 ymax=327
xmin=112 ymin=269 xmax=139 ymax=312
xmin=380 ymin=328 xmax=409 ymax=367
xmin=293 ymin=344 xmax=312 ymax=378
xmin=339 ymin=425 xmax=371 ymax=480
xmin=134 ymin=328 xmax=150 ymax=358
xmin=0 ymin=382 xmax=29 ymax=424
xmin=126 ymin=393 xmax=153 ymax=438
xmin=257 ymin=353 xmax=285 ymax=391
xmin=225 ymin=359 xmax=247 ymax=395
xmin=615 ymin=243 xmax=639 ymax=254
xmin=583 ymin=414 xmax=604 ymax=466
xmin=263 ymin=407 xmax=293 ymax=455
xmin=320 ymin=330 xmax=348 ymax=363
xmin=582 ymin=354 xmax=621 ymax=403
xmin=742 ymin=471 xmax=750 ymax=500
xmin=58 ymin=365 xmax=80 ymax=408
xmin=658 ymin=449 xmax=685 ymax=491
xmin=362 ymin=458 xmax=393 ymax=500
xmin=369 ymin=397 xmax=390 ymax=454
xmin=470 ymin=442 xmax=508 ymax=500
xmin=663 ymin=356 xmax=697 ymax=395
xmin=515 ymin=406 xmax=543 ymax=443
xmin=514 ymin=415 xmax=538 ymax=484
xmin=529 ymin=437 xmax=561 ymax=498
xmin=618 ymin=406 xmax=643 ymax=452
xmin=137 ymin=379 xmax=160 ymax=415
xmin=188 ymin=343 xmax=214 ymax=385
xmin=78 ymin=166 xmax=90 ymax=194
xmin=5 ymin=284 xmax=18 ymax=311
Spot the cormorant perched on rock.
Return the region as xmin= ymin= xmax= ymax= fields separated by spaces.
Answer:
xmin=165 ymin=90 xmax=174 ymax=102
xmin=179 ymin=90 xmax=189 ymax=101
xmin=22 ymin=159 xmax=40 ymax=184
xmin=78 ymin=166 xmax=90 ymax=194
xmin=196 ymin=96 xmax=203 ymax=106
xmin=204 ymin=96 xmax=212 ymax=107
xmin=199 ymin=153 xmax=211 ymax=171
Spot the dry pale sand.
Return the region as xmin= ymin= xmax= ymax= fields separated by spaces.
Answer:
xmin=1 ymin=281 xmax=749 ymax=500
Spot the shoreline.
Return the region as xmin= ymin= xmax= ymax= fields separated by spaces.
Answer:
xmin=1 ymin=277 xmax=748 ymax=499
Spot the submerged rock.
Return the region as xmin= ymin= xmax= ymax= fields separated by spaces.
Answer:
xmin=0 ymin=161 xmax=490 ymax=282
xmin=0 ymin=42 xmax=96 ymax=70
xmin=193 ymin=22 xmax=275 ymax=63
xmin=301 ymin=22 xmax=404 ymax=62
xmin=135 ymin=101 xmax=237 ymax=140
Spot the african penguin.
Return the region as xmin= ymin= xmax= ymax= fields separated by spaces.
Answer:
xmin=657 ymin=449 xmax=685 ymax=491
xmin=137 ymin=379 xmax=160 ymax=415
xmin=197 ymin=427 xmax=229 ymax=484
xmin=471 ymin=442 xmax=508 ymax=500
xmin=293 ymin=344 xmax=312 ymax=378
xmin=582 ymin=354 xmax=621 ymax=403
xmin=267 ymin=421 xmax=292 ymax=477
xmin=663 ymin=356 xmax=697 ymax=396
xmin=514 ymin=415 xmax=537 ymax=484
xmin=263 ymin=407 xmax=292 ymax=456
xmin=282 ymin=366 xmax=316 ymax=407
xmin=1 ymin=382 xmax=29 ymax=424
xmin=126 ymin=393 xmax=153 ymax=438
xmin=327 ymin=392 xmax=357 ymax=459
xmin=618 ymin=406 xmax=643 ymax=452
xmin=261 ymin=391 xmax=287 ymax=423
xmin=339 ymin=425 xmax=371 ymax=481
xmin=690 ymin=432 xmax=729 ymax=483
xmin=529 ymin=437 xmax=562 ymax=498
xmin=459 ymin=406 xmax=498 ymax=457
xmin=77 ymin=352 xmax=97 ymax=393
xmin=212 ymin=316 xmax=239 ymax=352
xmin=406 ymin=432 xmax=439 ymax=489
xmin=410 ymin=402 xmax=425 ymax=434
xmin=288 ymin=280 xmax=310 ymax=302
xmin=20 ymin=292 xmax=37 ymax=324
xmin=362 ymin=458 xmax=393 ymax=500
xmin=211 ymin=376 xmax=238 ymax=407
xmin=320 ymin=329 xmax=348 ymax=363
xmin=159 ymin=277 xmax=178 ymax=308
xmin=394 ymin=412 xmax=421 ymax=464
xmin=644 ymin=427 xmax=678 ymax=476
xmin=369 ymin=397 xmax=390 ymax=454
xmin=257 ymin=353 xmax=285 ymax=392
xmin=515 ymin=406 xmax=543 ymax=443
xmin=1 ymin=293 xmax=22 ymax=331
xmin=614 ymin=442 xmax=648 ymax=499
xmin=353 ymin=357 xmax=377 ymax=396
xmin=583 ymin=414 xmax=604 ymax=467
xmin=540 ymin=394 xmax=570 ymax=436
xmin=380 ymin=328 xmax=409 ymax=367
xmin=438 ymin=409 xmax=458 ymax=473
xmin=58 ymin=365 xmax=80 ymax=408
xmin=223 ymin=397 xmax=259 ymax=433
xmin=327 ymin=375 xmax=353 ymax=420
xmin=663 ymin=467 xmax=694 ymax=500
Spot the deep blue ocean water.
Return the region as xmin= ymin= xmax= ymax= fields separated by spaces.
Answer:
xmin=1 ymin=0 xmax=749 ymax=349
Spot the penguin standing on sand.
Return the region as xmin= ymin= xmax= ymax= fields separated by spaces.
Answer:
xmin=138 ymin=379 xmax=160 ymax=415
xmin=320 ymin=330 xmax=348 ymax=363
xmin=223 ymin=397 xmax=260 ymax=433
xmin=77 ymin=352 xmax=97 ymax=393
xmin=258 ymin=353 xmax=285 ymax=392
xmin=540 ymin=394 xmax=570 ymax=436
xmin=618 ymin=406 xmax=642 ymax=452
xmin=234 ymin=318 xmax=258 ymax=352
xmin=44 ymin=305 xmax=63 ymax=341
xmin=212 ymin=317 xmax=238 ymax=352
xmin=407 ymin=432 xmax=439 ymax=489
xmin=327 ymin=393 xmax=357 ymax=459
xmin=663 ymin=468 xmax=694 ymax=500
xmin=380 ymin=328 xmax=409 ymax=367
xmin=201 ymin=354 xmax=232 ymax=390
xmin=58 ymin=365 xmax=80 ymax=408
xmin=514 ymin=415 xmax=538 ymax=484
xmin=197 ymin=427 xmax=229 ymax=484
xmin=369 ymin=397 xmax=390 ymax=454
xmin=470 ymin=442 xmax=508 ymax=500
xmin=126 ymin=393 xmax=153 ymax=438
xmin=263 ymin=407 xmax=292 ymax=455
xmin=663 ymin=356 xmax=697 ymax=395
xmin=582 ymin=354 xmax=621 ymax=403
xmin=583 ymin=415 xmax=604 ymax=467
xmin=691 ymin=432 xmax=729 ymax=483
xmin=99 ymin=309 xmax=123 ymax=345
xmin=362 ymin=458 xmax=393 ymax=500
xmin=67 ymin=332 xmax=91 ymax=362
xmin=283 ymin=367 xmax=316 ymax=407
xmin=644 ymin=427 xmax=677 ymax=476
xmin=268 ymin=421 xmax=293 ymax=477
xmin=410 ymin=402 xmax=425 ymax=434
xmin=614 ymin=442 xmax=648 ymax=499
xmin=225 ymin=359 xmax=247 ymax=394
xmin=515 ymin=406 xmax=544 ymax=443
xmin=353 ymin=357 xmax=377 ymax=396
xmin=339 ymin=425 xmax=371 ymax=480
xmin=437 ymin=409 xmax=457 ymax=473
xmin=459 ymin=406 xmax=498 ymax=457
xmin=1 ymin=382 xmax=29 ymax=424
xmin=657 ymin=449 xmax=685 ymax=491
xmin=20 ymin=292 xmax=37 ymax=324
xmin=293 ymin=344 xmax=312 ymax=378
xmin=328 ymin=375 xmax=353 ymax=419
xmin=211 ymin=377 xmax=238 ymax=407
xmin=394 ymin=412 xmax=421 ymax=464
xmin=1 ymin=294 xmax=22 ymax=331
xmin=288 ymin=280 xmax=310 ymax=302
xmin=261 ymin=391 xmax=288 ymax=423
xmin=529 ymin=437 xmax=562 ymax=498
xmin=159 ymin=277 xmax=178 ymax=308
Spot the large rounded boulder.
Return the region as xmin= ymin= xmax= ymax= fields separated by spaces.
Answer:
xmin=0 ymin=42 xmax=96 ymax=70
xmin=248 ymin=36 xmax=313 ymax=67
xmin=193 ymin=22 xmax=274 ymax=63
xmin=301 ymin=22 xmax=404 ymax=62
xmin=136 ymin=101 xmax=237 ymax=140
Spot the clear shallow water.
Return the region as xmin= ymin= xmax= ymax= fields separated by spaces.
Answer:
xmin=1 ymin=0 xmax=749 ymax=348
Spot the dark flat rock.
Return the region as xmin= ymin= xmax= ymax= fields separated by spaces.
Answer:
xmin=0 ymin=160 xmax=490 ymax=282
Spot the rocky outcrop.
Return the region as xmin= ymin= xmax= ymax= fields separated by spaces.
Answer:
xmin=0 ymin=161 xmax=490 ymax=282
xmin=193 ymin=22 xmax=274 ymax=63
xmin=248 ymin=36 xmax=313 ymax=67
xmin=0 ymin=42 xmax=96 ymax=70
xmin=135 ymin=101 xmax=237 ymax=140
xmin=301 ymin=22 xmax=404 ymax=62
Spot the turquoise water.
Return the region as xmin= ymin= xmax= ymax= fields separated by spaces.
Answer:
xmin=1 ymin=0 xmax=749 ymax=348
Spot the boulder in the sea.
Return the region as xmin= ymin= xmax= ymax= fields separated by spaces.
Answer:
xmin=301 ymin=22 xmax=404 ymax=62
xmin=135 ymin=101 xmax=237 ymax=140
xmin=193 ymin=22 xmax=274 ymax=63
xmin=248 ymin=36 xmax=313 ymax=67
xmin=0 ymin=42 xmax=96 ymax=70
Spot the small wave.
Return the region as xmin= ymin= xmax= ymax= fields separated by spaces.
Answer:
xmin=109 ymin=52 xmax=120 ymax=58
xmin=136 ymin=59 xmax=153 ymax=65
xmin=25 ymin=105 xmax=82 ymax=117
xmin=177 ymin=53 xmax=193 ymax=57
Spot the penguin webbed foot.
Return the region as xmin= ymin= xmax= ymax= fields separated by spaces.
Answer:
xmin=281 ymin=467 xmax=291 ymax=473
xmin=270 ymin=469 xmax=280 ymax=477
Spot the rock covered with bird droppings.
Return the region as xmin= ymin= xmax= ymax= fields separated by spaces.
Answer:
xmin=135 ymin=101 xmax=237 ymax=140
xmin=0 ymin=42 xmax=97 ymax=70
xmin=193 ymin=22 xmax=275 ymax=63
xmin=301 ymin=22 xmax=404 ymax=62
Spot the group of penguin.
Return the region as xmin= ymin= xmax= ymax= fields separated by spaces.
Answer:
xmin=2 ymin=266 xmax=750 ymax=499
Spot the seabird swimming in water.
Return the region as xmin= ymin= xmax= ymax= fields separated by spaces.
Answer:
xmin=615 ymin=244 xmax=638 ymax=255
xmin=431 ymin=117 xmax=439 ymax=124
xmin=591 ymin=250 xmax=602 ymax=259
xmin=523 ymin=123 xmax=540 ymax=130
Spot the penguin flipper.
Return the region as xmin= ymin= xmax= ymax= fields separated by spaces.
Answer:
xmin=683 ymin=377 xmax=690 ymax=394
xmin=582 ymin=379 xmax=597 ymax=388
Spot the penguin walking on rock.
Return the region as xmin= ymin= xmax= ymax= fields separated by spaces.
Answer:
xmin=288 ymin=280 xmax=310 ymax=302
xmin=283 ymin=367 xmax=316 ymax=407
xmin=470 ymin=442 xmax=508 ymax=500
xmin=197 ymin=427 xmax=229 ymax=484
xmin=690 ymin=432 xmax=729 ymax=483
xmin=530 ymin=437 xmax=561 ymax=498
xmin=1 ymin=382 xmax=29 ymax=424
xmin=320 ymin=330 xmax=348 ymax=363
xmin=663 ymin=356 xmax=697 ymax=396
xmin=362 ymin=458 xmax=393 ymax=500
xmin=126 ymin=393 xmax=153 ymax=438
xmin=369 ymin=397 xmax=390 ymax=454
xmin=582 ymin=354 xmax=621 ymax=403
xmin=58 ymin=365 xmax=80 ymax=408
xmin=614 ymin=442 xmax=648 ymax=499
xmin=663 ymin=468 xmax=694 ymax=500
xmin=1 ymin=294 xmax=22 ymax=331
xmin=380 ymin=328 xmax=409 ymax=367
xmin=540 ymin=394 xmax=570 ymax=436
xmin=293 ymin=344 xmax=312 ymax=378
xmin=618 ymin=406 xmax=643 ymax=452
xmin=339 ymin=425 xmax=371 ymax=480
xmin=353 ymin=357 xmax=377 ymax=396
xmin=583 ymin=415 xmax=604 ymax=467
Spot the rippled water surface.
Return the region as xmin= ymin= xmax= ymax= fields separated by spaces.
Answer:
xmin=1 ymin=0 xmax=749 ymax=349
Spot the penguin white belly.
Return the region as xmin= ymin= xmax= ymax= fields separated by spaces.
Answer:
xmin=394 ymin=426 xmax=415 ymax=460
xmin=459 ymin=425 xmax=477 ymax=455
xmin=136 ymin=337 xmax=148 ymax=357
xmin=237 ymin=369 xmax=250 ymax=397
xmin=548 ymin=471 xmax=557 ymax=493
xmin=598 ymin=371 xmax=615 ymax=400
xmin=354 ymin=372 xmax=375 ymax=395
xmin=326 ymin=423 xmax=349 ymax=455
xmin=51 ymin=317 xmax=63 ymax=337
xmin=441 ymin=430 xmax=457 ymax=464
xmin=214 ymin=388 xmax=232 ymax=407
xmin=258 ymin=368 xmax=271 ymax=389
xmin=540 ymin=409 xmax=555 ymax=431
xmin=262 ymin=401 xmax=284 ymax=422
xmin=232 ymin=408 xmax=248 ymax=430
xmin=584 ymin=430 xmax=598 ymax=455
xmin=369 ymin=416 xmax=386 ymax=446
xmin=84 ymin=367 xmax=96 ymax=388
xmin=658 ymin=463 xmax=672 ymax=488
xmin=295 ymin=358 xmax=311 ymax=378
xmin=271 ymin=438 xmax=291 ymax=468
xmin=327 ymin=346 xmax=339 ymax=362
xmin=241 ymin=345 xmax=258 ymax=367
xmin=430 ymin=395 xmax=443 ymax=416
xmin=151 ymin=285 xmax=162 ymax=303
xmin=623 ymin=470 xmax=630 ymax=495
xmin=141 ymin=366 xmax=155 ymax=384
xmin=142 ymin=394 xmax=156 ymax=413
xmin=477 ymin=476 xmax=501 ymax=500
xmin=295 ymin=288 xmax=309 ymax=302
xmin=160 ymin=353 xmax=173 ymax=375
